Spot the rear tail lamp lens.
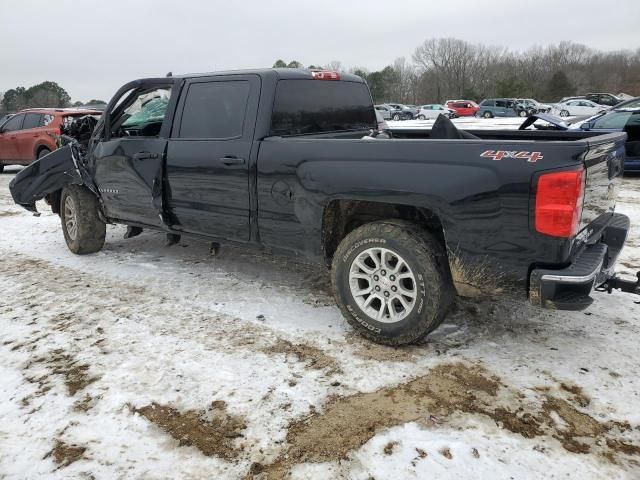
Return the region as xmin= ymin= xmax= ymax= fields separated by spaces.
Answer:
xmin=535 ymin=169 xmax=585 ymax=238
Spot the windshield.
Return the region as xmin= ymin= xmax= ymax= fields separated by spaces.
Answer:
xmin=122 ymin=94 xmax=170 ymax=128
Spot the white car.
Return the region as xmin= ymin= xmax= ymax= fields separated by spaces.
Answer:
xmin=417 ymin=104 xmax=453 ymax=120
xmin=552 ymin=99 xmax=608 ymax=117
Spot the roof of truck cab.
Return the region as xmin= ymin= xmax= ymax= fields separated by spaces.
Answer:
xmin=170 ymin=68 xmax=365 ymax=83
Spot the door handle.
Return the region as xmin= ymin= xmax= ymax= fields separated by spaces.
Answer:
xmin=133 ymin=152 xmax=159 ymax=160
xmin=219 ymin=156 xmax=245 ymax=166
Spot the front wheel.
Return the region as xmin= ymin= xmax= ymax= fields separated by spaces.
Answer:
xmin=60 ymin=185 xmax=106 ymax=254
xmin=418 ymin=114 xmax=426 ymax=120
xmin=483 ymin=111 xmax=493 ymax=118
xmin=518 ymin=110 xmax=528 ymax=117
xmin=559 ymin=110 xmax=569 ymax=117
xmin=0 ymin=165 xmax=4 ymax=174
xmin=37 ymin=148 xmax=51 ymax=159
xmin=392 ymin=114 xmax=401 ymax=121
xmin=331 ymin=220 xmax=455 ymax=345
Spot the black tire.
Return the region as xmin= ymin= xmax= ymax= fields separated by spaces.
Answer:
xmin=37 ymin=148 xmax=51 ymax=159
xmin=392 ymin=114 xmax=401 ymax=121
xmin=560 ymin=110 xmax=569 ymax=117
xmin=60 ymin=185 xmax=106 ymax=254
xmin=518 ymin=110 xmax=528 ymax=117
xmin=0 ymin=165 xmax=4 ymax=174
xmin=418 ymin=115 xmax=426 ymax=120
xmin=331 ymin=220 xmax=455 ymax=345
xmin=483 ymin=111 xmax=493 ymax=118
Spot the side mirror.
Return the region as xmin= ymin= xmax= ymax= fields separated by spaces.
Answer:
xmin=580 ymin=122 xmax=591 ymax=130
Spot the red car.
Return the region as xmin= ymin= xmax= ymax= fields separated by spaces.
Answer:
xmin=446 ymin=100 xmax=479 ymax=117
xmin=0 ymin=108 xmax=101 ymax=173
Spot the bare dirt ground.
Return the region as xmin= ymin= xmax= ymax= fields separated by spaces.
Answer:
xmin=1 ymin=168 xmax=639 ymax=479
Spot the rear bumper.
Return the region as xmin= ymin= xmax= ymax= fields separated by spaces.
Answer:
xmin=529 ymin=213 xmax=630 ymax=310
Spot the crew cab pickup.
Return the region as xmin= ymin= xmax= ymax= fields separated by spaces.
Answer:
xmin=10 ymin=69 xmax=636 ymax=345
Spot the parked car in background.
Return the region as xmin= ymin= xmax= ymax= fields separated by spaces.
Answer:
xmin=558 ymin=96 xmax=585 ymax=104
xmin=552 ymin=99 xmax=607 ymax=117
xmin=375 ymin=104 xmax=392 ymax=120
xmin=0 ymin=108 xmax=101 ymax=173
xmin=612 ymin=96 xmax=640 ymax=110
xmin=571 ymin=107 xmax=640 ymax=172
xmin=405 ymin=105 xmax=420 ymax=117
xmin=517 ymin=99 xmax=552 ymax=113
xmin=386 ymin=103 xmax=415 ymax=120
xmin=477 ymin=98 xmax=523 ymax=118
xmin=417 ymin=104 xmax=455 ymax=120
xmin=585 ymin=93 xmax=622 ymax=107
xmin=445 ymin=100 xmax=479 ymax=117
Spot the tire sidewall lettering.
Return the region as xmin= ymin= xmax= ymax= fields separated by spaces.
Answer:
xmin=342 ymin=238 xmax=386 ymax=263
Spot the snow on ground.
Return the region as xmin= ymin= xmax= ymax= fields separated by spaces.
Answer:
xmin=0 ymin=166 xmax=639 ymax=479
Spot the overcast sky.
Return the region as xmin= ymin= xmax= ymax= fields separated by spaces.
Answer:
xmin=1 ymin=0 xmax=639 ymax=102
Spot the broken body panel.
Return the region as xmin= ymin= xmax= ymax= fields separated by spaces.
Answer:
xmin=10 ymin=144 xmax=89 ymax=213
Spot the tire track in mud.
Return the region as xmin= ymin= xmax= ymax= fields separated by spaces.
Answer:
xmin=251 ymin=363 xmax=640 ymax=479
xmin=0 ymin=251 xmax=343 ymax=474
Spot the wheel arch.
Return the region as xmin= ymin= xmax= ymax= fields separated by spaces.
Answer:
xmin=321 ymin=199 xmax=447 ymax=265
xmin=33 ymin=142 xmax=53 ymax=160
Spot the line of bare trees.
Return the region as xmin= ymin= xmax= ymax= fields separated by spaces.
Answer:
xmin=343 ymin=38 xmax=640 ymax=104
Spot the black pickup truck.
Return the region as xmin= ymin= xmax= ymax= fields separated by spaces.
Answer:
xmin=10 ymin=68 xmax=636 ymax=345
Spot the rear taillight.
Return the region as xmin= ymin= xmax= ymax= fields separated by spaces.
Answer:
xmin=535 ymin=169 xmax=585 ymax=238
xmin=311 ymin=71 xmax=340 ymax=80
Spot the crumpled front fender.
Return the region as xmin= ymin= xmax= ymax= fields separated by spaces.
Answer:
xmin=9 ymin=145 xmax=85 ymax=213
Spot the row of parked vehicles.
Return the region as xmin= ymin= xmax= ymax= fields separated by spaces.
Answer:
xmin=0 ymin=92 xmax=636 ymax=176
xmin=376 ymin=92 xmax=627 ymax=122
xmin=375 ymin=101 xmax=480 ymax=121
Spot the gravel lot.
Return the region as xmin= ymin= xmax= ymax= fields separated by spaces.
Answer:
xmin=1 ymin=167 xmax=639 ymax=479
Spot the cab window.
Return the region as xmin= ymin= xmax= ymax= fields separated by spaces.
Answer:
xmin=1 ymin=114 xmax=24 ymax=132
xmin=22 ymin=113 xmax=43 ymax=129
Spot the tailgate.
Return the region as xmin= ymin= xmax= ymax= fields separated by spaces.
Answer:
xmin=579 ymin=132 xmax=626 ymax=238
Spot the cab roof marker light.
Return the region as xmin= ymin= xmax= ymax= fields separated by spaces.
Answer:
xmin=311 ymin=71 xmax=340 ymax=81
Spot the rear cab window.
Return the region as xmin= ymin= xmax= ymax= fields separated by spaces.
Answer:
xmin=270 ymin=79 xmax=376 ymax=136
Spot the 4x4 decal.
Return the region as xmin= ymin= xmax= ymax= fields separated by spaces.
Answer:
xmin=480 ymin=150 xmax=543 ymax=163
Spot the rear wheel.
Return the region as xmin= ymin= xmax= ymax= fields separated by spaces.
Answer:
xmin=560 ymin=110 xmax=569 ymax=117
xmin=483 ymin=111 xmax=493 ymax=118
xmin=392 ymin=113 xmax=401 ymax=121
xmin=331 ymin=220 xmax=455 ymax=345
xmin=518 ymin=110 xmax=528 ymax=117
xmin=60 ymin=185 xmax=106 ymax=254
xmin=37 ymin=148 xmax=51 ymax=159
xmin=418 ymin=114 xmax=426 ymax=120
